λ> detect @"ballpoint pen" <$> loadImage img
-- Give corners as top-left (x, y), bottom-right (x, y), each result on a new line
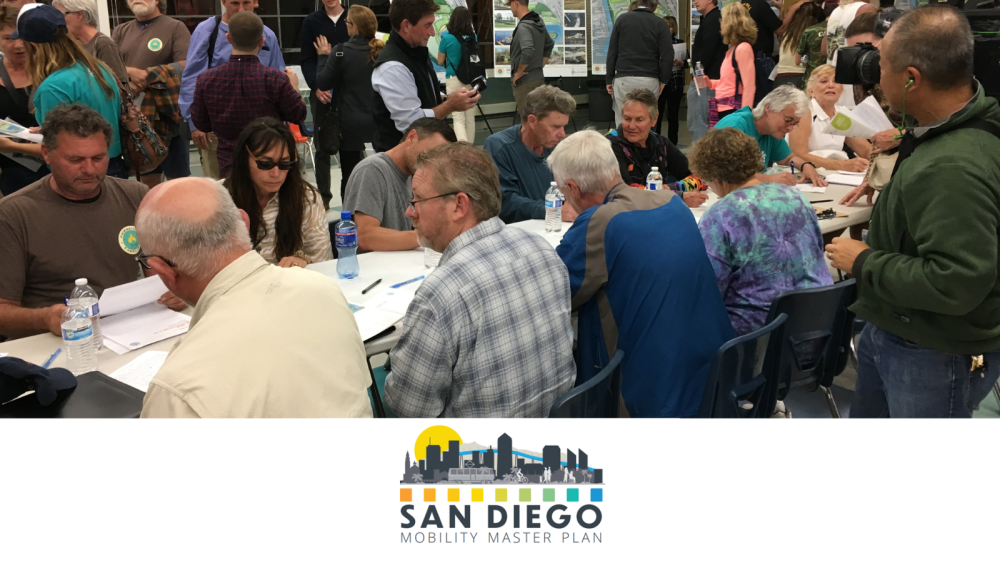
top-left (42, 348), bottom-right (62, 369)
top-left (390, 275), bottom-right (425, 289)
top-left (361, 279), bottom-right (382, 295)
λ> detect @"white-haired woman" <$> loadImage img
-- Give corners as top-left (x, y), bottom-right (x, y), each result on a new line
top-left (53, 0), bottom-right (128, 86)
top-left (788, 64), bottom-right (870, 172)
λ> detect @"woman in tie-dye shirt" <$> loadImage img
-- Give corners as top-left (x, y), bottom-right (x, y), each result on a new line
top-left (690, 127), bottom-right (832, 335)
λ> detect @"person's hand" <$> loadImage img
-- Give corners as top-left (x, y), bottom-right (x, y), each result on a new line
top-left (278, 256), bottom-right (308, 268)
top-left (840, 157), bottom-right (869, 173)
top-left (825, 237), bottom-right (870, 273)
top-left (0, 136), bottom-right (26, 152)
top-left (127, 66), bottom-right (148, 91)
top-left (317, 89), bottom-right (333, 104)
top-left (157, 291), bottom-right (187, 311)
top-left (313, 35), bottom-right (331, 56)
top-left (191, 129), bottom-right (210, 151)
top-left (284, 68), bottom-right (300, 90)
top-left (606, 84), bottom-right (613, 96)
top-left (871, 128), bottom-right (902, 154)
top-left (682, 191), bottom-right (709, 208)
top-left (561, 204), bottom-right (579, 223)
top-left (839, 180), bottom-right (875, 207)
top-left (512, 69), bottom-right (526, 86)
top-left (673, 58), bottom-right (683, 67)
top-left (801, 165), bottom-right (828, 187)
top-left (46, 303), bottom-right (66, 336)
top-left (447, 87), bottom-right (480, 112)
top-left (771, 172), bottom-right (799, 186)
top-left (28, 126), bottom-right (39, 134)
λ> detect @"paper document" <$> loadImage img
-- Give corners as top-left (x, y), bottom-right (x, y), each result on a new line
top-left (352, 289), bottom-right (415, 341)
top-left (0, 118), bottom-right (42, 143)
top-left (823, 96), bottom-right (895, 139)
top-left (108, 351), bottom-right (168, 392)
top-left (826, 174), bottom-right (865, 186)
top-left (102, 303), bottom-right (190, 351)
top-left (796, 183), bottom-right (826, 193)
top-left (672, 43), bottom-right (688, 66)
top-left (99, 276), bottom-right (169, 317)
top-left (0, 353), bottom-right (7, 358)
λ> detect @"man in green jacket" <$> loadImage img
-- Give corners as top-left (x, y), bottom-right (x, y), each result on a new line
top-left (826, 6), bottom-right (1000, 417)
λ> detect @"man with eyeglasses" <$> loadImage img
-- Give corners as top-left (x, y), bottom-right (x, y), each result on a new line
top-left (0, 104), bottom-right (183, 340)
top-left (189, 11), bottom-right (306, 178)
top-left (383, 142), bottom-right (575, 418)
top-left (343, 118), bottom-right (455, 252)
top-left (715, 85), bottom-right (828, 187)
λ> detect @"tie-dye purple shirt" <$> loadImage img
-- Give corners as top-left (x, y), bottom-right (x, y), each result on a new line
top-left (698, 182), bottom-right (833, 335)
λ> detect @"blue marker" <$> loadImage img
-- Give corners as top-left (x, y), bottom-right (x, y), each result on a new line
top-left (390, 275), bottom-right (425, 289)
top-left (42, 348), bottom-right (62, 369)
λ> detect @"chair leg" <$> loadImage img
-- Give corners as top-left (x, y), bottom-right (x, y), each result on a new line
top-left (306, 142), bottom-right (316, 172)
top-left (822, 385), bottom-right (841, 418)
top-left (367, 357), bottom-right (387, 418)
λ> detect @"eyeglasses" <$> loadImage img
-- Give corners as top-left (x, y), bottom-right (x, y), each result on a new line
top-left (136, 253), bottom-right (176, 269)
top-left (252, 157), bottom-right (298, 171)
top-left (408, 191), bottom-right (461, 212)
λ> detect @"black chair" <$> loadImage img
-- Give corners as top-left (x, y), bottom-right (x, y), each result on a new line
top-left (764, 279), bottom-right (858, 418)
top-left (549, 350), bottom-right (624, 418)
top-left (699, 314), bottom-right (787, 418)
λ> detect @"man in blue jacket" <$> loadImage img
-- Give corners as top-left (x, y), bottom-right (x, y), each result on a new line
top-left (551, 130), bottom-right (734, 417)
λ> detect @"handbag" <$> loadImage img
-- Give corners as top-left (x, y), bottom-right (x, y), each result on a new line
top-left (110, 52), bottom-right (167, 176)
top-left (864, 151), bottom-right (898, 191)
top-left (315, 45), bottom-right (344, 154)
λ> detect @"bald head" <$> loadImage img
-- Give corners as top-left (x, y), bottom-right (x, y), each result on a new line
top-left (883, 6), bottom-right (974, 91)
top-left (136, 177), bottom-right (252, 281)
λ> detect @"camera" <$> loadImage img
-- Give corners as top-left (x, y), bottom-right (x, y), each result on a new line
top-left (471, 76), bottom-right (488, 94)
top-left (834, 42), bottom-right (881, 86)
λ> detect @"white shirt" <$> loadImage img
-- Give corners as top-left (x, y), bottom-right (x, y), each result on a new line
top-left (141, 252), bottom-right (373, 418)
top-left (808, 97), bottom-right (847, 153)
top-left (372, 62), bottom-right (437, 133)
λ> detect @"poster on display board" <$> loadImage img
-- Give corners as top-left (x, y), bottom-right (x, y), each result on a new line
top-left (493, 0), bottom-right (589, 78)
top-left (427, 0), bottom-right (470, 80)
top-left (591, 0), bottom-right (679, 75)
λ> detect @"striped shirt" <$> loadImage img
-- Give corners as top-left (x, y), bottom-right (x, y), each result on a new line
top-left (255, 190), bottom-right (333, 265)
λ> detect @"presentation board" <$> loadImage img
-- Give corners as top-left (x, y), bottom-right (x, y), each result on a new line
top-left (493, 0), bottom-right (589, 78)
top-left (591, 0), bottom-right (679, 75)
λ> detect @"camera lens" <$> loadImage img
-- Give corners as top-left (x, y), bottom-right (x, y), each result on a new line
top-left (856, 49), bottom-right (881, 85)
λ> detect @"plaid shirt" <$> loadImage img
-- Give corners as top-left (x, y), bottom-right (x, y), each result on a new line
top-left (189, 55), bottom-right (307, 176)
top-left (385, 218), bottom-right (576, 418)
top-left (141, 63), bottom-right (183, 139)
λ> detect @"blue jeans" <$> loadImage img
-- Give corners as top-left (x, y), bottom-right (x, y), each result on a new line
top-left (686, 82), bottom-right (714, 143)
top-left (852, 323), bottom-right (1000, 418)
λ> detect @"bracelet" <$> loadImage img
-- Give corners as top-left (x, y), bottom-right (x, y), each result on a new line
top-left (800, 161), bottom-right (817, 171)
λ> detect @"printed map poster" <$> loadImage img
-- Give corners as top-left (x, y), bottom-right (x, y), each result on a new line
top-left (591, 0), bottom-right (679, 74)
top-left (494, 0), bottom-right (588, 79)
top-left (428, 0), bottom-right (469, 80)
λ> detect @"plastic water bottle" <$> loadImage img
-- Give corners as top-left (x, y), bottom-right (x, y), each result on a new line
top-left (694, 61), bottom-right (706, 88)
top-left (69, 278), bottom-right (102, 351)
top-left (545, 182), bottom-right (562, 232)
top-left (335, 211), bottom-right (360, 279)
top-left (646, 167), bottom-right (663, 191)
top-left (799, 54), bottom-right (809, 67)
top-left (61, 299), bottom-right (98, 375)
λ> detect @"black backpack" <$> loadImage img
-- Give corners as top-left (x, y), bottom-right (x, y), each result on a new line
top-left (732, 43), bottom-right (775, 107)
top-left (447, 34), bottom-right (485, 85)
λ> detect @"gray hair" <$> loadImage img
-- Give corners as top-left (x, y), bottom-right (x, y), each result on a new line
top-left (415, 142), bottom-right (502, 222)
top-left (52, 0), bottom-right (98, 26)
top-left (884, 6), bottom-right (974, 90)
top-left (751, 84), bottom-right (810, 120)
top-left (135, 179), bottom-right (252, 280)
top-left (622, 88), bottom-right (658, 121)
top-left (547, 130), bottom-right (621, 194)
top-left (522, 85), bottom-right (577, 125)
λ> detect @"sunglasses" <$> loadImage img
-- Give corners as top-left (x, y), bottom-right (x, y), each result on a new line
top-left (136, 253), bottom-right (176, 269)
top-left (252, 157), bottom-right (298, 171)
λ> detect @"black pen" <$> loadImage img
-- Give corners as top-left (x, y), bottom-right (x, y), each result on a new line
top-left (361, 279), bottom-right (382, 295)
top-left (811, 199), bottom-right (833, 204)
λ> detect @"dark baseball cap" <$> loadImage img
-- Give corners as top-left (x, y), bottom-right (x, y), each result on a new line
top-left (0, 356), bottom-right (78, 407)
top-left (11, 4), bottom-right (67, 43)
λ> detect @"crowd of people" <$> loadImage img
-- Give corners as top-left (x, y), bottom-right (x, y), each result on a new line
top-left (0, 0), bottom-right (998, 419)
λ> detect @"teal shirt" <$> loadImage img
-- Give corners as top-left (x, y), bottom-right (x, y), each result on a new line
top-left (439, 31), bottom-right (476, 79)
top-left (34, 63), bottom-right (122, 158)
top-left (715, 106), bottom-right (791, 168)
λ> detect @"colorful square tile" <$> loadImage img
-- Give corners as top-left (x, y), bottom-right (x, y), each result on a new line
top-left (448, 489), bottom-right (460, 502)
top-left (543, 488), bottom-right (555, 502)
top-left (590, 488), bottom-right (603, 502)
top-left (567, 489), bottom-right (579, 502)
top-left (519, 488), bottom-right (531, 502)
top-left (424, 488), bottom-right (436, 502)
top-left (495, 488), bottom-right (507, 502)
top-left (472, 489), bottom-right (484, 502)
top-left (400, 489), bottom-right (412, 502)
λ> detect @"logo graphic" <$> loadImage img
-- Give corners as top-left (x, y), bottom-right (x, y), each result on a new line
top-left (118, 226), bottom-right (140, 255)
top-left (148, 38), bottom-right (163, 52)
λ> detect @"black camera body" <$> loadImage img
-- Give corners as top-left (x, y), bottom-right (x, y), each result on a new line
top-left (834, 42), bottom-right (882, 86)
top-left (471, 76), bottom-right (488, 93)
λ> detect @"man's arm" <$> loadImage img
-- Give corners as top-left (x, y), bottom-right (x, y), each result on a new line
top-left (372, 63), bottom-right (435, 132)
top-left (274, 70), bottom-right (309, 126)
top-left (141, 383), bottom-right (202, 418)
top-left (262, 28), bottom-right (286, 72)
top-left (384, 296), bottom-right (453, 418)
top-left (179, 24), bottom-right (210, 121)
top-left (487, 142), bottom-right (546, 223)
top-left (542, 25), bottom-right (554, 58)
top-left (189, 76), bottom-right (212, 133)
top-left (354, 213), bottom-right (420, 252)
top-left (658, 19), bottom-right (673, 86)
top-left (0, 299), bottom-right (65, 340)
top-left (605, 24), bottom-right (619, 88)
top-left (299, 18), bottom-right (319, 90)
top-left (171, 19), bottom-right (192, 66)
top-left (555, 211), bottom-right (602, 309)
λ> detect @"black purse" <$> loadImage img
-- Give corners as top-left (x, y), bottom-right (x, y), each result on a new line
top-left (316, 45), bottom-right (344, 154)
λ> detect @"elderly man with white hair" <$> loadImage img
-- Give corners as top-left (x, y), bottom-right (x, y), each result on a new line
top-left (715, 84), bottom-right (828, 187)
top-left (135, 177), bottom-right (373, 418)
top-left (52, 0), bottom-right (128, 86)
top-left (552, 130), bottom-right (734, 418)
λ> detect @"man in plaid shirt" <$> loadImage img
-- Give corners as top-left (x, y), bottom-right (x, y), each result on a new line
top-left (190, 12), bottom-right (306, 177)
top-left (384, 143), bottom-right (576, 418)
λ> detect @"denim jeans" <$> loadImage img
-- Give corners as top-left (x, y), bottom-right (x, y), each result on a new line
top-left (686, 82), bottom-right (714, 143)
top-left (852, 323), bottom-right (1000, 418)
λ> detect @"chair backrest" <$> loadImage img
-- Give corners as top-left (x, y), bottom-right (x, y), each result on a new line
top-left (288, 123), bottom-right (309, 143)
top-left (699, 313), bottom-right (787, 418)
top-left (764, 279), bottom-right (857, 402)
top-left (549, 350), bottom-right (624, 418)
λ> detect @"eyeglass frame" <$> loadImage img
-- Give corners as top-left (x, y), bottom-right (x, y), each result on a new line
top-left (407, 191), bottom-right (461, 213)
top-left (249, 149), bottom-right (298, 171)
top-left (136, 252), bottom-right (176, 269)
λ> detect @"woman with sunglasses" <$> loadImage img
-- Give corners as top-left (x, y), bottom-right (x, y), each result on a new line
top-left (226, 118), bottom-right (333, 269)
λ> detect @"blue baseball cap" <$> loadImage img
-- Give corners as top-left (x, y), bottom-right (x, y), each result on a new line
top-left (0, 357), bottom-right (77, 407)
top-left (11, 4), bottom-right (67, 43)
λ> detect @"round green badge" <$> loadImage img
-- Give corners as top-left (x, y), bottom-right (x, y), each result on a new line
top-left (119, 226), bottom-right (140, 255)
top-left (148, 38), bottom-right (163, 52)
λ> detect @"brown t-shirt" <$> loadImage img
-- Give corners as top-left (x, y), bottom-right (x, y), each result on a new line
top-left (84, 32), bottom-right (129, 87)
top-left (111, 16), bottom-right (191, 71)
top-left (0, 175), bottom-right (149, 308)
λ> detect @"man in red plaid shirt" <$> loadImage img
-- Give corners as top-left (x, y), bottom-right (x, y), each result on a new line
top-left (190, 11), bottom-right (307, 178)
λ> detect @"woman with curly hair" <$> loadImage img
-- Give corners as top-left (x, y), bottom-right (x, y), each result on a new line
top-left (691, 127), bottom-right (832, 335)
top-left (226, 118), bottom-right (333, 268)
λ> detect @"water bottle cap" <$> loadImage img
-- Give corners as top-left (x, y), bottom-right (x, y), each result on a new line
top-left (651, 167), bottom-right (659, 171)
top-left (341, 211), bottom-right (352, 220)
top-left (75, 278), bottom-right (87, 286)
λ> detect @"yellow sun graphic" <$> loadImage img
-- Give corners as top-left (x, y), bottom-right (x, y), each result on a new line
top-left (413, 425), bottom-right (463, 462)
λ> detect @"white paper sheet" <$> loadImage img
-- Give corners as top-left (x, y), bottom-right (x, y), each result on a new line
top-left (108, 351), bottom-right (168, 392)
top-left (99, 276), bottom-right (169, 317)
top-left (796, 184), bottom-right (826, 193)
top-left (826, 173), bottom-right (866, 186)
top-left (0, 118), bottom-right (42, 143)
top-left (672, 43), bottom-right (688, 66)
top-left (102, 339), bottom-right (130, 355)
top-left (0, 353), bottom-right (7, 358)
top-left (851, 95), bottom-right (895, 132)
top-left (101, 303), bottom-right (190, 351)
top-left (351, 290), bottom-right (415, 341)
top-left (822, 96), bottom-right (895, 139)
